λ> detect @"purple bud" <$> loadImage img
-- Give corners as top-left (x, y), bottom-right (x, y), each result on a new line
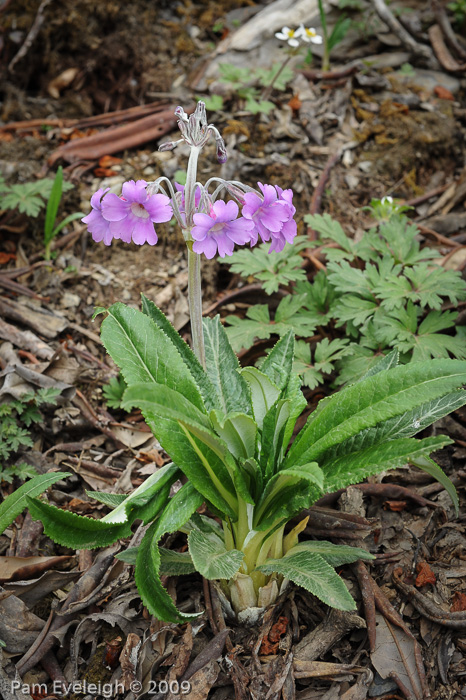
top-left (216, 136), bottom-right (227, 164)
top-left (158, 141), bottom-right (177, 152)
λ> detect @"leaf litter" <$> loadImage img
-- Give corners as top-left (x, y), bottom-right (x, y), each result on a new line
top-left (1, 0), bottom-right (466, 697)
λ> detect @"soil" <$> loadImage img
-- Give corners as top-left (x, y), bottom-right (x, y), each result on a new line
top-left (1, 0), bottom-right (466, 698)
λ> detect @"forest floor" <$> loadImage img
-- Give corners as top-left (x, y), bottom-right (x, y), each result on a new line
top-left (1, 0), bottom-right (466, 698)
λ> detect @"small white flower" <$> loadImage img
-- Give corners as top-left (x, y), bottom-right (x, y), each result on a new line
top-left (275, 26), bottom-right (300, 48)
top-left (296, 24), bottom-right (323, 44)
top-left (381, 196), bottom-right (393, 204)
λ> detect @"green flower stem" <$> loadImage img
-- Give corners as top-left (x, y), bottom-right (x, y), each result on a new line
top-left (187, 244), bottom-right (206, 368)
top-left (184, 144), bottom-right (206, 367)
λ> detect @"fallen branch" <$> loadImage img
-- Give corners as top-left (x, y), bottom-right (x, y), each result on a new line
top-left (48, 109), bottom-right (180, 165)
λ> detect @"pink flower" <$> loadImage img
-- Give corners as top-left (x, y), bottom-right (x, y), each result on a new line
top-left (191, 200), bottom-right (254, 259)
top-left (81, 188), bottom-right (113, 245)
top-left (242, 182), bottom-right (297, 253)
top-left (100, 180), bottom-right (173, 246)
top-left (174, 183), bottom-right (202, 225)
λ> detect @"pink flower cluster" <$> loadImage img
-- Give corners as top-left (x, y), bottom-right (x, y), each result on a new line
top-left (192, 182), bottom-right (297, 259)
top-left (82, 180), bottom-right (173, 246)
top-left (82, 180), bottom-right (297, 258)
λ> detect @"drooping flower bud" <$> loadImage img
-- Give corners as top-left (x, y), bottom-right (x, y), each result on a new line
top-left (215, 134), bottom-right (227, 164)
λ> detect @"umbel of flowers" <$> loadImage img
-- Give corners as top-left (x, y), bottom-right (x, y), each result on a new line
top-left (82, 101), bottom-right (297, 367)
top-left (82, 102), bottom-right (297, 257)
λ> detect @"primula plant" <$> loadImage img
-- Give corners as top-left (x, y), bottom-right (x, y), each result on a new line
top-left (6, 103), bottom-right (466, 625)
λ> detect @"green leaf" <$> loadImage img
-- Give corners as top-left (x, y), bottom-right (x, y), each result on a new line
top-left (202, 316), bottom-right (252, 415)
top-left (121, 382), bottom-right (210, 430)
top-left (177, 421), bottom-right (242, 512)
top-left (135, 521), bottom-right (200, 623)
top-left (260, 330), bottom-right (294, 390)
top-left (52, 211), bottom-right (85, 238)
top-left (155, 481), bottom-right (205, 539)
top-left (44, 166), bottom-right (63, 247)
top-left (125, 390), bottom-right (237, 518)
top-left (159, 548), bottom-right (196, 576)
top-left (257, 552), bottom-right (356, 610)
top-left (0, 471), bottom-right (69, 534)
top-left (409, 454), bottom-right (459, 515)
top-left (328, 15), bottom-right (352, 51)
top-left (210, 411), bottom-right (257, 460)
top-left (225, 297), bottom-right (318, 353)
top-left (286, 540), bottom-right (374, 566)
top-left (188, 529), bottom-right (244, 580)
top-left (141, 295), bottom-right (218, 411)
top-left (27, 498), bottom-right (133, 549)
top-left (86, 492), bottom-right (127, 508)
top-left (355, 349), bottom-right (399, 383)
top-left (222, 236), bottom-right (308, 295)
top-left (286, 360), bottom-right (466, 469)
top-left (254, 463), bottom-right (324, 530)
top-left (100, 463), bottom-right (179, 524)
top-left (322, 436), bottom-right (452, 494)
top-left (260, 399), bottom-right (291, 478)
top-left (240, 367), bottom-right (281, 430)
top-left (304, 213), bottom-right (354, 255)
top-left (101, 303), bottom-right (205, 412)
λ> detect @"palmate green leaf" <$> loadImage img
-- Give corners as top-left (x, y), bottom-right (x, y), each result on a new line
top-left (293, 338), bottom-right (353, 390)
top-left (202, 316), bottom-right (252, 415)
top-left (141, 295), bottom-right (218, 412)
top-left (225, 297), bottom-right (319, 353)
top-left (0, 471), bottom-right (69, 534)
top-left (404, 264), bottom-right (466, 309)
top-left (222, 237), bottom-right (308, 295)
top-left (286, 360), bottom-right (466, 470)
top-left (322, 436), bottom-right (452, 495)
top-left (240, 367), bottom-right (281, 430)
top-left (101, 303), bottom-right (204, 412)
top-left (188, 529), bottom-right (244, 580)
top-left (327, 260), bottom-right (373, 297)
top-left (295, 272), bottom-right (340, 325)
top-left (304, 214), bottom-right (354, 255)
top-left (333, 295), bottom-right (379, 329)
top-left (286, 540), bottom-right (374, 566)
top-left (26, 498), bottom-right (133, 549)
top-left (257, 552), bottom-right (356, 611)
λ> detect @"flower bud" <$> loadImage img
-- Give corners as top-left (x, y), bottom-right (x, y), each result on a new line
top-left (215, 135), bottom-right (227, 164)
top-left (158, 141), bottom-right (177, 152)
